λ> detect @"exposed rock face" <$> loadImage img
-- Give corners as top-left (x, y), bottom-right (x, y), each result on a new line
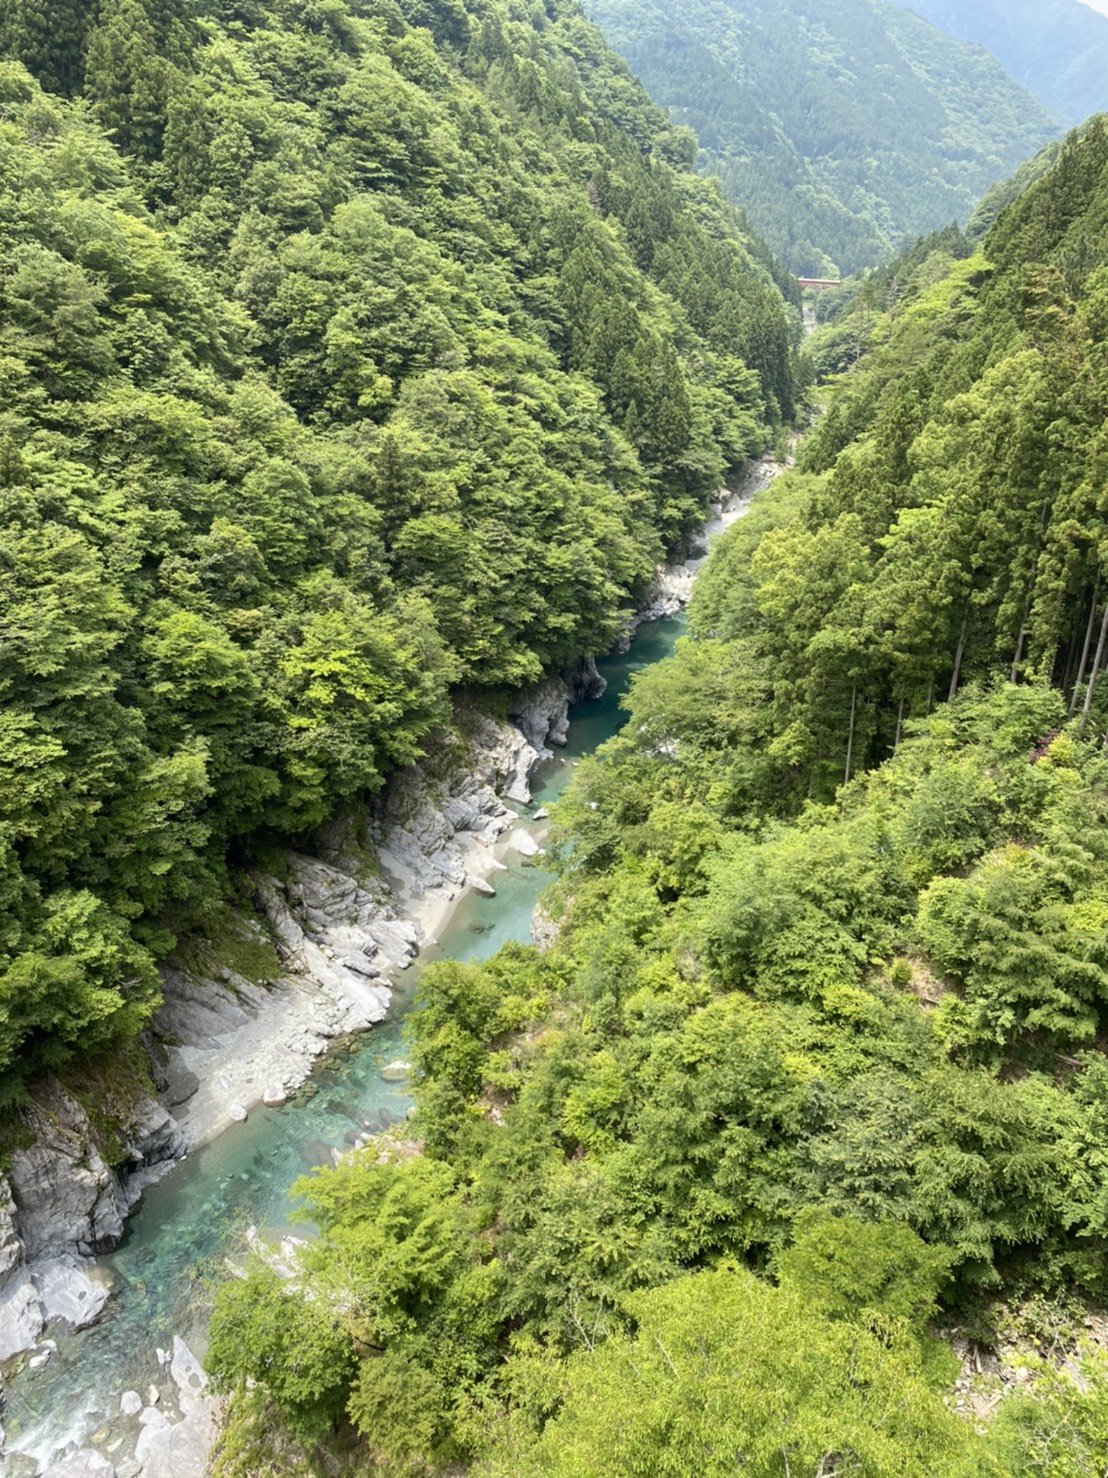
top-left (636, 563), bottom-right (697, 625)
top-left (34, 1260), bottom-right (112, 1328)
top-left (510, 678), bottom-right (573, 754)
top-left (509, 662), bottom-right (607, 755)
top-left (370, 707), bottom-right (551, 902)
top-left (567, 656), bottom-right (608, 704)
top-left (0, 1082), bottom-right (186, 1364)
top-left (130, 1337), bottom-right (217, 1478)
top-left (531, 902), bottom-right (562, 952)
top-left (0, 1266), bottom-right (43, 1362)
top-left (0, 1180), bottom-right (22, 1280)
top-left (43, 1452), bottom-right (117, 1478)
top-left (144, 698), bottom-right (575, 1162)
top-left (509, 829), bottom-right (542, 858)
top-left (0, 672), bottom-right (580, 1368)
top-left (11, 1087), bottom-right (127, 1262)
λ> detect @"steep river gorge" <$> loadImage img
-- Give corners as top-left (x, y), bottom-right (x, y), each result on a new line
top-left (5, 614), bottom-right (691, 1474)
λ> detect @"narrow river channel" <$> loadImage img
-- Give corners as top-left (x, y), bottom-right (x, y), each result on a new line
top-left (5, 614), bottom-right (688, 1470)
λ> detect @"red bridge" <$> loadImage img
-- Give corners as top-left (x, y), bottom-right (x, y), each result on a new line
top-left (797, 277), bottom-right (842, 291)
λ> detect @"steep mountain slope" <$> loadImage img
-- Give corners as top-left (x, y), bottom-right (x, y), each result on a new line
top-left (209, 119), bottom-right (1108, 1475)
top-left (585, 0), bottom-right (1059, 275)
top-left (900, 0), bottom-right (1108, 125)
top-left (0, 0), bottom-right (799, 1102)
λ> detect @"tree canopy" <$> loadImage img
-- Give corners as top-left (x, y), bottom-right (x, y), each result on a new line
top-left (209, 119), bottom-right (1108, 1475)
top-left (0, 0), bottom-right (799, 1093)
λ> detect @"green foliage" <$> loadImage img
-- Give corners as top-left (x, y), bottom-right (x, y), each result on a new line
top-left (207, 1265), bottom-right (356, 1440)
top-left (206, 110), bottom-right (1108, 1478)
top-left (806, 222), bottom-right (974, 381)
top-left (484, 1267), bottom-right (971, 1476)
top-left (586, 0), bottom-right (1059, 275)
top-left (210, 1391), bottom-right (326, 1478)
top-left (681, 120), bottom-right (1108, 813)
top-left (206, 124), bottom-right (1108, 1478)
top-left (984, 1345), bottom-right (1108, 1475)
top-left (776, 1211), bottom-right (952, 1331)
top-left (0, 0), bottom-right (92, 95)
top-left (0, 0), bottom-right (798, 1090)
top-left (208, 682), bottom-right (1108, 1467)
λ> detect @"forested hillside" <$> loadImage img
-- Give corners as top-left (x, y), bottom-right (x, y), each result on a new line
top-left (585, 0), bottom-right (1058, 275)
top-left (0, 0), bottom-right (800, 1102)
top-left (209, 119), bottom-right (1108, 1475)
top-left (900, 0), bottom-right (1108, 125)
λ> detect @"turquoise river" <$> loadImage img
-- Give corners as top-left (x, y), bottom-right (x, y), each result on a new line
top-left (5, 614), bottom-right (686, 1470)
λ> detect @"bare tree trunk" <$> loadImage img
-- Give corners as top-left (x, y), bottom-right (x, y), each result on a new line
top-left (1010, 593), bottom-right (1035, 683)
top-left (1010, 628), bottom-right (1027, 685)
top-left (926, 678), bottom-right (934, 716)
top-left (949, 604), bottom-right (970, 701)
top-left (844, 685), bottom-right (857, 785)
top-left (1070, 572), bottom-right (1101, 718)
top-left (1080, 599), bottom-right (1108, 734)
top-left (1060, 620), bottom-right (1080, 694)
top-left (894, 696), bottom-right (905, 750)
top-left (1010, 583), bottom-right (1039, 683)
top-left (1011, 502), bottom-right (1050, 684)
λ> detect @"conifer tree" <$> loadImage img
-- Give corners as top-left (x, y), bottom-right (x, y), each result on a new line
top-left (84, 0), bottom-right (169, 160)
top-left (0, 0), bottom-right (93, 95)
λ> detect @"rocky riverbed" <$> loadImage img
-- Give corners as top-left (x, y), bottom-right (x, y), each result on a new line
top-left (0, 667), bottom-right (610, 1475)
top-left (0, 667), bottom-right (596, 1341)
top-left (0, 460), bottom-right (776, 1475)
top-left (627, 459), bottom-right (782, 631)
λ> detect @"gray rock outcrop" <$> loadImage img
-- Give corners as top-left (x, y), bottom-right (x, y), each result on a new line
top-left (0, 1081), bottom-right (186, 1363)
top-left (370, 708), bottom-right (551, 902)
top-left (510, 678), bottom-right (573, 754)
top-left (531, 902), bottom-right (562, 953)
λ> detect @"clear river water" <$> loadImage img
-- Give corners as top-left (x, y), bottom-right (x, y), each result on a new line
top-left (4, 614), bottom-right (687, 1471)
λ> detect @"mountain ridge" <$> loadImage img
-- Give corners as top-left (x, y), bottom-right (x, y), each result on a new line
top-left (898, 0), bottom-right (1108, 124)
top-left (585, 0), bottom-right (1060, 275)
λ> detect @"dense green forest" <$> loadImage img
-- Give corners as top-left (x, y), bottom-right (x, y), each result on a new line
top-left (0, 0), bottom-right (802, 1101)
top-left (208, 118), bottom-right (1108, 1475)
top-left (900, 0), bottom-right (1108, 126)
top-left (803, 220), bottom-right (975, 378)
top-left (585, 0), bottom-right (1059, 275)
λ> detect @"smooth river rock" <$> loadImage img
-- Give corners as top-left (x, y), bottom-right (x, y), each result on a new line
top-left (0, 1081), bottom-right (186, 1361)
top-left (42, 1451), bottom-right (117, 1478)
top-left (509, 830), bottom-right (542, 858)
top-left (0, 1270), bottom-right (44, 1360)
top-left (170, 1335), bottom-right (207, 1396)
top-left (33, 1258), bottom-right (111, 1328)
